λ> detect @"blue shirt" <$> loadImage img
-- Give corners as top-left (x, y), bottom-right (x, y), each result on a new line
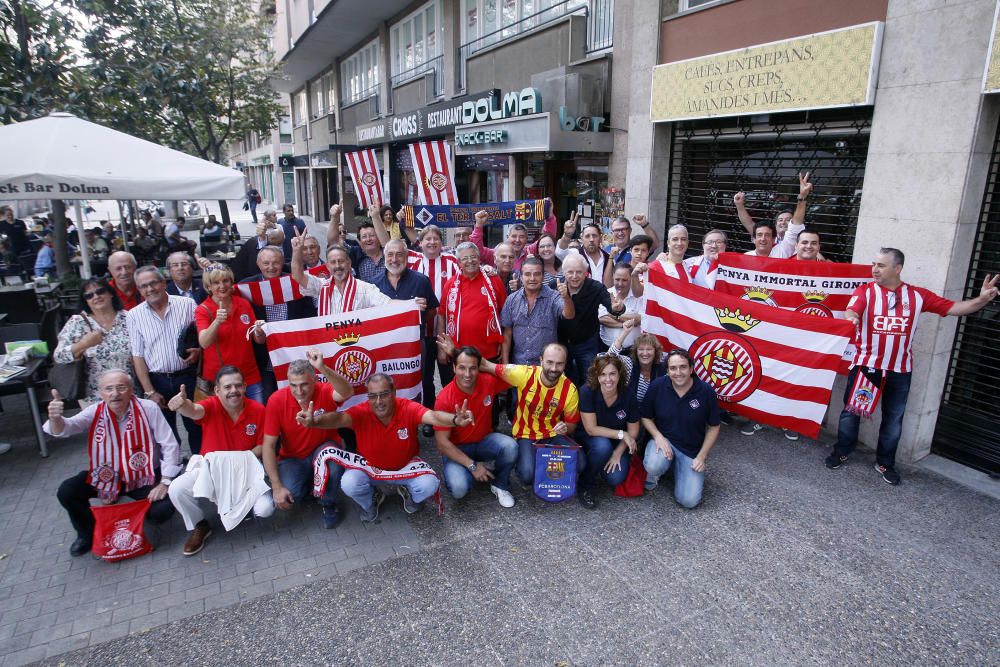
top-left (578, 385), bottom-right (639, 431)
top-left (34, 245), bottom-right (55, 275)
top-left (373, 268), bottom-right (439, 332)
top-left (499, 285), bottom-right (565, 365)
top-left (640, 376), bottom-right (720, 459)
top-left (604, 243), bottom-right (631, 265)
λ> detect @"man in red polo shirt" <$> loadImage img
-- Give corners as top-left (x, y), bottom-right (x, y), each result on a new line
top-left (297, 373), bottom-right (473, 521)
top-left (167, 366), bottom-right (272, 555)
top-left (261, 352), bottom-right (354, 528)
top-left (108, 251), bottom-right (142, 310)
top-left (434, 346), bottom-right (517, 508)
top-left (438, 242), bottom-right (507, 363)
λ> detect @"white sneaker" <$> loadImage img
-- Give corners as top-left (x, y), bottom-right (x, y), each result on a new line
top-left (0, 443), bottom-right (11, 455)
top-left (741, 422), bottom-right (764, 436)
top-left (783, 429), bottom-right (800, 441)
top-left (490, 485), bottom-right (515, 508)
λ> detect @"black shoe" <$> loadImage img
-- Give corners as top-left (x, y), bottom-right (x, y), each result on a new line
top-left (825, 453), bottom-right (847, 469)
top-left (875, 464), bottom-right (901, 486)
top-left (70, 537), bottom-right (92, 557)
top-left (719, 411), bottom-right (732, 426)
top-left (578, 489), bottom-right (597, 510)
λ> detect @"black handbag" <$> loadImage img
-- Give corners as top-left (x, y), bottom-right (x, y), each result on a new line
top-left (49, 315), bottom-right (93, 400)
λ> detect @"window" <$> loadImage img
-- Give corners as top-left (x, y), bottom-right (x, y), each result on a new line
top-left (311, 77), bottom-right (325, 118)
top-left (460, 0), bottom-right (590, 48)
top-left (325, 73), bottom-right (336, 113)
top-left (340, 40), bottom-right (380, 106)
top-left (391, 1), bottom-right (442, 81)
top-left (679, 0), bottom-right (724, 10)
top-left (292, 89), bottom-right (307, 127)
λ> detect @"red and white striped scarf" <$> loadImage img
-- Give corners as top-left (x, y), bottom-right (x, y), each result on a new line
top-left (237, 275), bottom-right (304, 306)
top-left (87, 398), bottom-right (156, 502)
top-left (318, 273), bottom-right (358, 316)
top-left (409, 250), bottom-right (459, 335)
top-left (445, 271), bottom-right (501, 346)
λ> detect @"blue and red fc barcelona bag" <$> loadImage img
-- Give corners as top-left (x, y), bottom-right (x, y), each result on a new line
top-left (533, 441), bottom-right (581, 502)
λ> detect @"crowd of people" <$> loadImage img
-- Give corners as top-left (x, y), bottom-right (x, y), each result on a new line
top-left (36, 176), bottom-right (999, 560)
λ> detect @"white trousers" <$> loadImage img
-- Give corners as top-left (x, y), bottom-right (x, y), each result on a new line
top-left (168, 468), bottom-right (275, 531)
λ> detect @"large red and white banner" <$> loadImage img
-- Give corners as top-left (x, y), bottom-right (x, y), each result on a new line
top-left (262, 301), bottom-right (422, 408)
top-left (408, 140), bottom-right (458, 205)
top-left (236, 275), bottom-right (304, 306)
top-left (643, 270), bottom-right (855, 439)
top-left (344, 148), bottom-right (385, 209)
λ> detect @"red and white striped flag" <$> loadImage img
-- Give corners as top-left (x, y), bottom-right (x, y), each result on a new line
top-left (409, 140), bottom-right (458, 205)
top-left (237, 275), bottom-right (304, 306)
top-left (643, 270), bottom-right (855, 439)
top-left (345, 148), bottom-right (385, 209)
top-left (261, 301), bottom-right (423, 408)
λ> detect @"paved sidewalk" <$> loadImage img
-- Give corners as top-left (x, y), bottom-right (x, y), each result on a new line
top-left (2, 394), bottom-right (999, 664)
top-left (0, 400), bottom-right (419, 666)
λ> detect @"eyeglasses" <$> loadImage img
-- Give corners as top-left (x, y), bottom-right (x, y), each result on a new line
top-left (612, 227), bottom-right (630, 234)
top-left (367, 390), bottom-right (393, 401)
top-left (82, 287), bottom-right (110, 300)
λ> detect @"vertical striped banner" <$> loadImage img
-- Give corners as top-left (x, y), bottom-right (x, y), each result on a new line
top-left (409, 140), bottom-right (458, 205)
top-left (345, 148), bottom-right (385, 209)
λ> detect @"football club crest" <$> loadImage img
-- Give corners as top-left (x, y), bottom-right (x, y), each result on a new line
top-left (245, 423), bottom-right (257, 436)
top-left (795, 290), bottom-right (834, 317)
top-left (95, 465), bottom-right (116, 484)
top-left (107, 519), bottom-right (143, 552)
top-left (689, 399), bottom-right (700, 410)
top-left (361, 172), bottom-right (377, 187)
top-left (483, 395), bottom-right (492, 406)
top-left (240, 313), bottom-right (251, 324)
top-left (690, 331), bottom-right (763, 403)
top-left (331, 346), bottom-right (375, 386)
top-left (415, 207), bottom-right (434, 226)
top-left (128, 451), bottom-right (149, 471)
top-left (615, 409), bottom-right (627, 420)
top-left (430, 172), bottom-right (449, 192)
top-left (397, 428), bottom-right (409, 440)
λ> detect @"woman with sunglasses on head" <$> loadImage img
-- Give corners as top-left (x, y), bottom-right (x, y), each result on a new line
top-left (535, 233), bottom-right (563, 289)
top-left (53, 277), bottom-right (134, 407)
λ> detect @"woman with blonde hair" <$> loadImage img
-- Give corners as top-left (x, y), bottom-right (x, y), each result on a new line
top-left (194, 265), bottom-right (266, 403)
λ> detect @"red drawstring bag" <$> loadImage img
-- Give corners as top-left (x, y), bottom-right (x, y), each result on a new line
top-left (614, 454), bottom-right (647, 498)
top-left (91, 499), bottom-right (153, 562)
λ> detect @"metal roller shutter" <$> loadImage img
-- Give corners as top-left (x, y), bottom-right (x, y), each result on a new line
top-left (932, 120), bottom-right (1000, 474)
top-left (666, 108), bottom-right (873, 264)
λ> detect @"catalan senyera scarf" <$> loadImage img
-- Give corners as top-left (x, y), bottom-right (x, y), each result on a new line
top-left (87, 398), bottom-right (156, 502)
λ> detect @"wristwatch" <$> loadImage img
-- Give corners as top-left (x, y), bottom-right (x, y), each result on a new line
top-left (144, 390), bottom-right (156, 398)
top-left (466, 462), bottom-right (477, 473)
top-left (617, 429), bottom-right (625, 440)
top-left (161, 478), bottom-right (173, 487)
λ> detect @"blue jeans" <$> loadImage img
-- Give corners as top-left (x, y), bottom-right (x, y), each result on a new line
top-left (277, 443), bottom-right (342, 507)
top-left (566, 336), bottom-right (600, 387)
top-left (643, 439), bottom-right (704, 509)
top-left (834, 368), bottom-right (912, 468)
top-left (340, 469), bottom-right (440, 512)
top-left (442, 433), bottom-right (518, 498)
top-left (516, 435), bottom-right (584, 486)
top-left (576, 434), bottom-right (629, 490)
top-left (149, 370), bottom-right (201, 455)
top-left (245, 382), bottom-right (264, 404)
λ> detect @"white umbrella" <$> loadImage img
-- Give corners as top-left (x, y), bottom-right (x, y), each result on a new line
top-left (0, 112), bottom-right (245, 277)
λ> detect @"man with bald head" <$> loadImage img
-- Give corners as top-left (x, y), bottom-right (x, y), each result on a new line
top-left (45, 370), bottom-right (182, 556)
top-left (559, 253), bottom-right (626, 386)
top-left (107, 251), bottom-right (142, 310)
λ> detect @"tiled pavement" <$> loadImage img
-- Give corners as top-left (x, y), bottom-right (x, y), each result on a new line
top-left (0, 399), bottom-right (419, 666)
top-left (2, 393), bottom-right (1000, 665)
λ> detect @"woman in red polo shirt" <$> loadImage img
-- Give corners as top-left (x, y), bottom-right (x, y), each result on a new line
top-left (195, 265), bottom-right (266, 403)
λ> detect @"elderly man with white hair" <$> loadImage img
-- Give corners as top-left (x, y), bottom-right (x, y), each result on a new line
top-left (558, 252), bottom-right (626, 386)
top-left (45, 369), bottom-right (182, 557)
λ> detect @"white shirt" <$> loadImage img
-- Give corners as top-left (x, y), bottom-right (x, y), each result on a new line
top-left (126, 295), bottom-right (196, 373)
top-left (43, 398), bottom-right (183, 478)
top-left (598, 288), bottom-right (643, 348)
top-left (684, 255), bottom-right (717, 289)
top-left (302, 272), bottom-right (390, 313)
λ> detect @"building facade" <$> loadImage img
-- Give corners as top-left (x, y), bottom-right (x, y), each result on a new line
top-left (228, 116), bottom-right (297, 210)
top-left (612, 0), bottom-right (1000, 472)
top-left (270, 0), bottom-right (615, 225)
top-left (268, 0), bottom-right (1000, 473)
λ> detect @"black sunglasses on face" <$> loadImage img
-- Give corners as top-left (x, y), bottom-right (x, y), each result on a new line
top-left (83, 287), bottom-right (110, 300)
